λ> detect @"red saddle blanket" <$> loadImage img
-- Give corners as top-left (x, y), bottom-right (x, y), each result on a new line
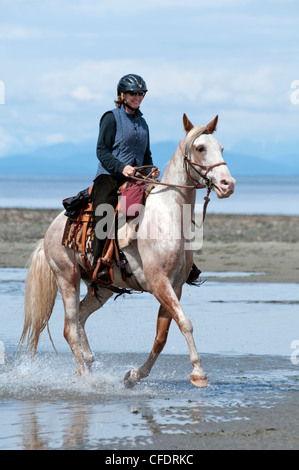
top-left (119, 180), bottom-right (148, 218)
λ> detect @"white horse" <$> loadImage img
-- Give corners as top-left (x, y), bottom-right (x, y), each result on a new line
top-left (19, 114), bottom-right (235, 388)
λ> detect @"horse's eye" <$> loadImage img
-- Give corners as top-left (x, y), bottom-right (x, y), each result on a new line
top-left (196, 145), bottom-right (205, 152)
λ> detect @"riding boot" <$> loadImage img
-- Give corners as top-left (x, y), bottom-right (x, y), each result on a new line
top-left (91, 174), bottom-right (126, 276)
top-left (186, 263), bottom-right (201, 284)
top-left (92, 237), bottom-right (115, 284)
top-left (92, 258), bottom-right (113, 284)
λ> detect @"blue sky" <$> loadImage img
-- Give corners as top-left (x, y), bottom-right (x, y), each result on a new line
top-left (0, 0), bottom-right (299, 167)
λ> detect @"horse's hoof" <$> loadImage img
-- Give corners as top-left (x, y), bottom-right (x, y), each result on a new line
top-left (124, 369), bottom-right (139, 389)
top-left (76, 365), bottom-right (91, 377)
top-left (190, 374), bottom-right (208, 388)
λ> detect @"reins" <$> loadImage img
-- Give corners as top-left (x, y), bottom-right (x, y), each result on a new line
top-left (129, 136), bottom-right (227, 223)
top-left (130, 165), bottom-right (198, 190)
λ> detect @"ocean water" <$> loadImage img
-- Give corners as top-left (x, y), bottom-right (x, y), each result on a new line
top-left (0, 175), bottom-right (299, 215)
top-left (1, 268), bottom-right (298, 357)
top-left (0, 175), bottom-right (298, 449)
top-left (0, 268), bottom-right (298, 449)
top-left (0, 174), bottom-right (92, 210)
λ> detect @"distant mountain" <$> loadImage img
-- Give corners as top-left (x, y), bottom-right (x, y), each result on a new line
top-left (0, 141), bottom-right (97, 176)
top-left (223, 152), bottom-right (299, 176)
top-left (0, 140), bottom-right (298, 176)
top-left (0, 140), bottom-right (176, 176)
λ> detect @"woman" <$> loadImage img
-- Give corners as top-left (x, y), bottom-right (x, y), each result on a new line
top-left (92, 74), bottom-right (160, 282)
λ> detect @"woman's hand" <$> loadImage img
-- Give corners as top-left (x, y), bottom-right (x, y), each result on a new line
top-left (122, 165), bottom-right (160, 179)
top-left (122, 165), bottom-right (136, 178)
top-left (151, 169), bottom-right (160, 179)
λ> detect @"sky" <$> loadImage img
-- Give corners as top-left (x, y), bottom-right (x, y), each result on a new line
top-left (0, 0), bottom-right (299, 168)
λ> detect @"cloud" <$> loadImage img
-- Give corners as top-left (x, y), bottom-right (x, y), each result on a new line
top-left (72, 0), bottom-right (256, 15)
top-left (40, 61), bottom-right (121, 100)
top-left (27, 55), bottom-right (293, 151)
top-left (0, 0), bottom-right (298, 159)
top-left (0, 24), bottom-right (42, 40)
top-left (70, 86), bottom-right (103, 102)
top-left (44, 133), bottom-right (68, 145)
top-left (40, 59), bottom-right (288, 113)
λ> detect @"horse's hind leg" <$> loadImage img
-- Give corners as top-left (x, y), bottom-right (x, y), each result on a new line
top-left (55, 274), bottom-right (91, 376)
top-left (78, 286), bottom-right (113, 366)
top-left (124, 305), bottom-right (172, 388)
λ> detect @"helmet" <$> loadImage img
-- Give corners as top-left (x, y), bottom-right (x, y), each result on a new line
top-left (117, 74), bottom-right (148, 95)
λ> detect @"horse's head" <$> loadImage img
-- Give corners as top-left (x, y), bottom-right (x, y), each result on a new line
top-left (183, 114), bottom-right (236, 198)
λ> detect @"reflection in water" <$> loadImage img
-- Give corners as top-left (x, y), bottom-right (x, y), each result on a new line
top-left (0, 352), bottom-right (297, 450)
top-left (0, 268), bottom-right (299, 449)
top-left (20, 402), bottom-right (48, 450)
top-left (62, 404), bottom-right (90, 450)
top-left (15, 401), bottom-right (92, 450)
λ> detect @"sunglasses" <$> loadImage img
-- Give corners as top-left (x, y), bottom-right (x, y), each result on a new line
top-left (128, 91), bottom-right (145, 97)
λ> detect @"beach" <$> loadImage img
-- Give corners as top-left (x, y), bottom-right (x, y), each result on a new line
top-left (1, 208), bottom-right (298, 284)
top-left (0, 208), bottom-right (298, 450)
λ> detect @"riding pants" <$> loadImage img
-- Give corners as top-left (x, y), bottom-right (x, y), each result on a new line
top-left (92, 174), bottom-right (127, 267)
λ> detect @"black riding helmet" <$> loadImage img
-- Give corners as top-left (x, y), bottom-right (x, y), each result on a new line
top-left (117, 74), bottom-right (148, 95)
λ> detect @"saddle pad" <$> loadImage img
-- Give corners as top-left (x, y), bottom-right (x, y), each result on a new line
top-left (61, 181), bottom-right (155, 254)
top-left (62, 217), bottom-right (94, 254)
top-left (62, 215), bottom-right (136, 253)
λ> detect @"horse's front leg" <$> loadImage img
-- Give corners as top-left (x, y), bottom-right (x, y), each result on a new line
top-left (153, 279), bottom-right (208, 388)
top-left (124, 306), bottom-right (172, 388)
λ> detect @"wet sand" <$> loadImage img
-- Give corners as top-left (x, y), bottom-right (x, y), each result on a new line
top-left (1, 208), bottom-right (298, 284)
top-left (121, 399), bottom-right (299, 451)
top-left (0, 209), bottom-right (298, 450)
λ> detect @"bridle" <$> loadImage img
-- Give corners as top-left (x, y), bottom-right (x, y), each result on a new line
top-left (129, 131), bottom-right (227, 222)
top-left (179, 136), bottom-right (227, 221)
top-left (179, 140), bottom-right (227, 191)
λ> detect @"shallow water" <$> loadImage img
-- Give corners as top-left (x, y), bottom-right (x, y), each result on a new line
top-left (0, 268), bottom-right (298, 450)
top-left (0, 352), bottom-right (298, 450)
top-left (1, 175), bottom-right (299, 215)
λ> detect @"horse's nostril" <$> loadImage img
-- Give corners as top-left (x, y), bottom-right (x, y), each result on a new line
top-left (219, 178), bottom-right (235, 194)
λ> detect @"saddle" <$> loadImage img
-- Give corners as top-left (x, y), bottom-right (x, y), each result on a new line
top-left (62, 186), bottom-right (94, 275)
top-left (62, 180), bottom-right (155, 286)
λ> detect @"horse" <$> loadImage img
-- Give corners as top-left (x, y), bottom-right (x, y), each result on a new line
top-left (19, 113), bottom-right (236, 388)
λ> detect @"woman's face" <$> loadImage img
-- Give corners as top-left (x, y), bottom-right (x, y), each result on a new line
top-left (123, 91), bottom-right (145, 112)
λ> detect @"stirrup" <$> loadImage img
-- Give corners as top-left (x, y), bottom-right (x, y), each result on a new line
top-left (186, 263), bottom-right (201, 285)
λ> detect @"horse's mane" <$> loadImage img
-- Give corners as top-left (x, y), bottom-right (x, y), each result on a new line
top-left (184, 125), bottom-right (207, 154)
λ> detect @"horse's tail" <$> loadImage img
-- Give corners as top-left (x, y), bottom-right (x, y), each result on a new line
top-left (19, 239), bottom-right (58, 356)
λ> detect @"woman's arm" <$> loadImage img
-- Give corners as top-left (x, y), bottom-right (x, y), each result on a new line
top-left (96, 112), bottom-right (126, 174)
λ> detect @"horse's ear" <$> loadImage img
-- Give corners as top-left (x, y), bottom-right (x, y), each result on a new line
top-left (183, 114), bottom-right (194, 133)
top-left (205, 115), bottom-right (218, 134)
